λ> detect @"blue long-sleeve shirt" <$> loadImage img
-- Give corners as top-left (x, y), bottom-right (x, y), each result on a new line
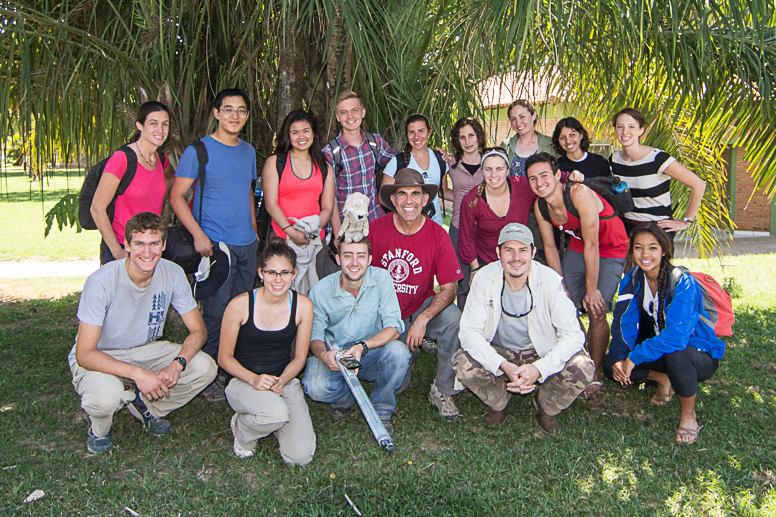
top-left (610, 266), bottom-right (725, 364)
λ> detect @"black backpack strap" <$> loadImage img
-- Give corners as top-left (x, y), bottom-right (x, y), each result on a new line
top-left (329, 137), bottom-right (343, 178)
top-left (364, 132), bottom-right (379, 162)
top-left (538, 197), bottom-right (551, 223)
top-left (191, 140), bottom-right (209, 223)
top-left (432, 149), bottom-right (447, 217)
top-left (276, 152), bottom-right (287, 182)
top-left (394, 152), bottom-right (406, 171)
top-left (115, 145), bottom-right (138, 196)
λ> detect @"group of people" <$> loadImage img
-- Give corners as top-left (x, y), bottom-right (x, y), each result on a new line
top-left (71, 88), bottom-right (725, 464)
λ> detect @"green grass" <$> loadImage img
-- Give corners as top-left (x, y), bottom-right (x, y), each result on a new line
top-left (0, 256), bottom-right (775, 515)
top-left (0, 167), bottom-right (100, 261)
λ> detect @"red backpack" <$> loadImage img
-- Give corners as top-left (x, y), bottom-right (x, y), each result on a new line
top-left (670, 266), bottom-right (734, 337)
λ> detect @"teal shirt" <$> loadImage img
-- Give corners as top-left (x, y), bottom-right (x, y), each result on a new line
top-left (309, 266), bottom-right (404, 348)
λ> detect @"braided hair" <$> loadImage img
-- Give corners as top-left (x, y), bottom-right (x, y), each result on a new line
top-left (403, 113), bottom-right (431, 165)
top-left (625, 223), bottom-right (674, 331)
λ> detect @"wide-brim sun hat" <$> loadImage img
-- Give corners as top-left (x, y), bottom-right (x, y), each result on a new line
top-left (379, 168), bottom-right (438, 211)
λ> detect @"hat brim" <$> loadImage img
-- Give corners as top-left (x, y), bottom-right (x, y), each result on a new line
top-left (379, 182), bottom-right (438, 212)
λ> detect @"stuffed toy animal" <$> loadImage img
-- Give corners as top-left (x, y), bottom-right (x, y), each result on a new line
top-left (338, 192), bottom-right (370, 243)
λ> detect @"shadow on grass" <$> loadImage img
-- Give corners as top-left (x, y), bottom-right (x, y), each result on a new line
top-left (0, 299), bottom-right (774, 515)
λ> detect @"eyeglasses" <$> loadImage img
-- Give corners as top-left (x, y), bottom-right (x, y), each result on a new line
top-left (261, 269), bottom-right (294, 279)
top-left (219, 107), bottom-right (249, 117)
top-left (501, 278), bottom-right (533, 318)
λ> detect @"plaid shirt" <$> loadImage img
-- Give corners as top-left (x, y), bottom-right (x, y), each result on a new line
top-left (323, 130), bottom-right (396, 222)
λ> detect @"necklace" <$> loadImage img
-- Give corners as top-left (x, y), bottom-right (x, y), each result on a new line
top-left (134, 143), bottom-right (157, 169)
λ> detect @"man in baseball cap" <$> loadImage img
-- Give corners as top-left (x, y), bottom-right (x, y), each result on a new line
top-left (452, 223), bottom-right (594, 434)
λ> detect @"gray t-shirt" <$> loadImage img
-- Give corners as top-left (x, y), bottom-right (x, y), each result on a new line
top-left (492, 284), bottom-right (532, 350)
top-left (69, 258), bottom-right (196, 366)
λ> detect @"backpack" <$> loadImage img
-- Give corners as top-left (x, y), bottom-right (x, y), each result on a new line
top-left (78, 145), bottom-right (164, 230)
top-left (392, 149), bottom-right (448, 217)
top-left (329, 133), bottom-right (379, 179)
top-left (537, 176), bottom-right (635, 223)
top-left (255, 153), bottom-right (329, 245)
top-left (669, 266), bottom-right (735, 337)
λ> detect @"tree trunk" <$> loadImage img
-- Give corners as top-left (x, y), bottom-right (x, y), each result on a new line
top-left (276, 9), bottom-right (306, 133)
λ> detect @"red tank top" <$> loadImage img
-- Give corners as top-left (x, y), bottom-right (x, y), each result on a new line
top-left (271, 155), bottom-right (325, 239)
top-left (548, 191), bottom-right (628, 258)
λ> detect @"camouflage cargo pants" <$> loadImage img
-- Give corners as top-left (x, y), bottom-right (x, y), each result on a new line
top-left (452, 346), bottom-right (594, 416)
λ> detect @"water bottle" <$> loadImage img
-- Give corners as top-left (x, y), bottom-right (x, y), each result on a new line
top-left (255, 177), bottom-right (263, 212)
top-left (611, 177), bottom-right (628, 195)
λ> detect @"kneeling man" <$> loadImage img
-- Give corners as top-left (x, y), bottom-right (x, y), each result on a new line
top-left (453, 223), bottom-right (593, 433)
top-left (302, 239), bottom-right (410, 436)
top-left (70, 212), bottom-right (217, 453)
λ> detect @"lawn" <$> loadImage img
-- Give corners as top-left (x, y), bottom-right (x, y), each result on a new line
top-left (0, 253), bottom-right (775, 515)
top-left (0, 167), bottom-right (100, 261)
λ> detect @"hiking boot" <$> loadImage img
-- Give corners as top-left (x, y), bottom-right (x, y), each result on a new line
top-left (329, 405), bottom-right (352, 422)
top-left (381, 418), bottom-right (395, 438)
top-left (484, 407), bottom-right (507, 426)
top-left (428, 382), bottom-right (461, 421)
top-left (128, 390), bottom-right (171, 435)
top-left (533, 397), bottom-right (560, 435)
top-left (231, 414), bottom-right (255, 459)
top-left (202, 377), bottom-right (226, 403)
top-left (86, 430), bottom-right (113, 454)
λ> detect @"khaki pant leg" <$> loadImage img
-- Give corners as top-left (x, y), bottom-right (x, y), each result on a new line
top-left (225, 378), bottom-right (316, 466)
top-left (70, 355), bottom-right (136, 438)
top-left (128, 341), bottom-right (217, 418)
top-left (536, 350), bottom-right (594, 416)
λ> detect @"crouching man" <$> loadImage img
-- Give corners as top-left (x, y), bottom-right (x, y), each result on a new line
top-left (69, 212), bottom-right (217, 453)
top-left (452, 223), bottom-right (593, 433)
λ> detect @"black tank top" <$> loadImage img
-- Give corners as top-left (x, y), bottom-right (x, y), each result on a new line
top-left (233, 289), bottom-right (298, 378)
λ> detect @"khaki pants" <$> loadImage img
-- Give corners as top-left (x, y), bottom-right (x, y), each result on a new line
top-left (70, 340), bottom-right (217, 437)
top-left (453, 346), bottom-right (593, 416)
top-left (225, 378), bottom-right (316, 466)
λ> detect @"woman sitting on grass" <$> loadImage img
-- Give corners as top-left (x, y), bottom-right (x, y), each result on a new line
top-left (604, 224), bottom-right (725, 444)
top-left (218, 243), bottom-right (316, 465)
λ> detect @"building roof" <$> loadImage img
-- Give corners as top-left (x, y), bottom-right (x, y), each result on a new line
top-left (478, 71), bottom-right (566, 109)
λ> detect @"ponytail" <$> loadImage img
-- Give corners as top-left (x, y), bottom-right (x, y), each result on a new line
top-left (656, 261), bottom-right (670, 331)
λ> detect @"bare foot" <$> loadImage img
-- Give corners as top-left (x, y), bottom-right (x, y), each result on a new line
top-left (651, 386), bottom-right (675, 406)
top-left (675, 418), bottom-right (700, 444)
top-left (582, 381), bottom-right (602, 399)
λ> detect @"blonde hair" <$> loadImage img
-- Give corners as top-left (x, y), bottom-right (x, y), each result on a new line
top-left (335, 90), bottom-right (363, 109)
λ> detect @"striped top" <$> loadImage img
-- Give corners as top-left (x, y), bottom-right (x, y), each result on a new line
top-left (610, 148), bottom-right (675, 222)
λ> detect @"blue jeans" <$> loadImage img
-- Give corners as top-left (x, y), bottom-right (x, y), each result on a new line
top-left (302, 340), bottom-right (411, 419)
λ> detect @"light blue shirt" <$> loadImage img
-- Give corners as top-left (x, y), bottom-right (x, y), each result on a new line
top-left (309, 266), bottom-right (404, 348)
top-left (383, 153), bottom-right (448, 226)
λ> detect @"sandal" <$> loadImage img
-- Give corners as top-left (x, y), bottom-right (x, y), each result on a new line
top-left (675, 424), bottom-right (701, 444)
top-left (582, 381), bottom-right (603, 399)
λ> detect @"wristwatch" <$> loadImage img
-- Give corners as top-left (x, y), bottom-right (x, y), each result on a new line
top-left (682, 216), bottom-right (694, 225)
top-left (173, 356), bottom-right (187, 371)
top-left (357, 341), bottom-right (368, 357)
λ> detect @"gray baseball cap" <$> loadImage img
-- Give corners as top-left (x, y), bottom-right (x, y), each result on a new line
top-left (498, 223), bottom-right (534, 246)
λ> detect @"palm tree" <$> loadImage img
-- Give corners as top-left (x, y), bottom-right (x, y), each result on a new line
top-left (2, 0), bottom-right (774, 256)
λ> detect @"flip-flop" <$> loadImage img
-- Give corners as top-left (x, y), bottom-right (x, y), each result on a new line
top-left (675, 424), bottom-right (701, 444)
top-left (582, 381), bottom-right (603, 399)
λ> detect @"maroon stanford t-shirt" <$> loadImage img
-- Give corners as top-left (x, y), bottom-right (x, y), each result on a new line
top-left (368, 214), bottom-right (463, 319)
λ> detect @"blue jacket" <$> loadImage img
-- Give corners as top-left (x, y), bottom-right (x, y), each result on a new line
top-left (610, 266), bottom-right (726, 365)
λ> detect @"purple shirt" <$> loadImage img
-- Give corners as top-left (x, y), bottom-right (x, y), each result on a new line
top-left (323, 130), bottom-right (396, 222)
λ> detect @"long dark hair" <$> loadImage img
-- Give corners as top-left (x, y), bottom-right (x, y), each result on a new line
top-left (551, 117), bottom-right (591, 156)
top-left (626, 223), bottom-right (673, 330)
top-left (129, 101), bottom-right (170, 144)
top-left (403, 113), bottom-right (431, 165)
top-left (449, 117), bottom-right (486, 167)
top-left (274, 110), bottom-right (328, 175)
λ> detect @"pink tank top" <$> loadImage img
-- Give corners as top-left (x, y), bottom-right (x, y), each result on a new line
top-left (271, 155), bottom-right (325, 240)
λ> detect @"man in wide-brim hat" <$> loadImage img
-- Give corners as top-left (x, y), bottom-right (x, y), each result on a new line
top-left (368, 168), bottom-right (465, 422)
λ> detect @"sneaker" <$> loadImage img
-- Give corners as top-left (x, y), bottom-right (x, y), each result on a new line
top-left (86, 430), bottom-right (113, 454)
top-left (329, 405), bottom-right (352, 422)
top-left (128, 390), bottom-right (171, 435)
top-left (428, 382), bottom-right (461, 421)
top-left (421, 338), bottom-right (437, 353)
top-left (381, 418), bottom-right (395, 438)
top-left (484, 407), bottom-right (508, 426)
top-left (533, 397), bottom-right (560, 435)
top-left (202, 377), bottom-right (226, 403)
top-left (231, 414), bottom-right (255, 459)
